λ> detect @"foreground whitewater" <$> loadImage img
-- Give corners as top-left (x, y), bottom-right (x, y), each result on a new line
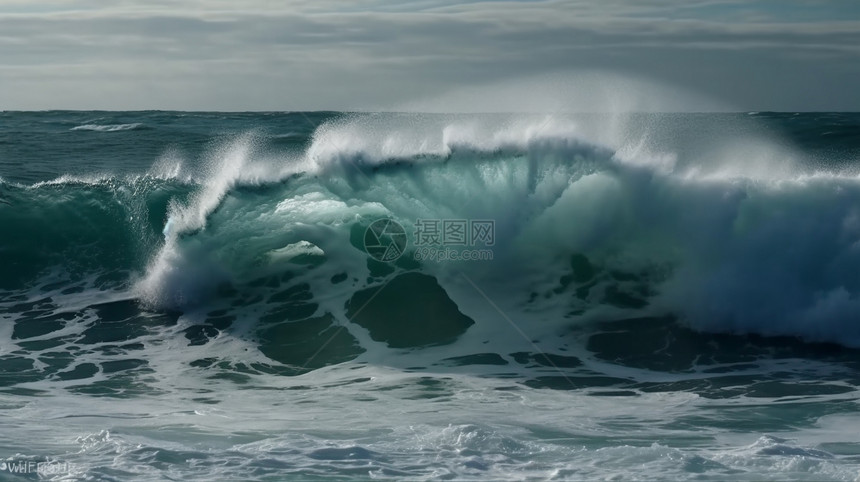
top-left (1, 110), bottom-right (860, 480)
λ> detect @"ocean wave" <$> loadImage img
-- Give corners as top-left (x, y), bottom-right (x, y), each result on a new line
top-left (0, 174), bottom-right (194, 289)
top-left (6, 114), bottom-right (860, 349)
top-left (71, 123), bottom-right (143, 132)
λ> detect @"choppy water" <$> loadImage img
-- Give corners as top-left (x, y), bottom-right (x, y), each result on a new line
top-left (2, 110), bottom-right (860, 480)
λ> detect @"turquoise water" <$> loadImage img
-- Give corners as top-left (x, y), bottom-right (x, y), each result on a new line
top-left (1, 111), bottom-right (860, 480)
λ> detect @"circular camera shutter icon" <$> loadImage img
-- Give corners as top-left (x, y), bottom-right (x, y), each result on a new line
top-left (364, 219), bottom-right (407, 262)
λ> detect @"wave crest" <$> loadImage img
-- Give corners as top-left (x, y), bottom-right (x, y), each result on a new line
top-left (71, 123), bottom-right (143, 132)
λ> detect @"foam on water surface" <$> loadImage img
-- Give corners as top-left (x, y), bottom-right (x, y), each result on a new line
top-left (2, 99), bottom-right (860, 479)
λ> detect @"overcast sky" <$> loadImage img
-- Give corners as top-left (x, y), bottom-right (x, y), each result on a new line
top-left (0, 0), bottom-right (858, 111)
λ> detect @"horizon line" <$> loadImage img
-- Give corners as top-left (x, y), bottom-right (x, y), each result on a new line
top-left (3, 109), bottom-right (859, 114)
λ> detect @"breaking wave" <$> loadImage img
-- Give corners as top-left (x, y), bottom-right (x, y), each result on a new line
top-left (71, 123), bottom-right (143, 132)
top-left (4, 112), bottom-right (860, 351)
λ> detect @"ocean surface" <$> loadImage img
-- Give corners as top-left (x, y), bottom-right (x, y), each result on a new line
top-left (1, 110), bottom-right (860, 480)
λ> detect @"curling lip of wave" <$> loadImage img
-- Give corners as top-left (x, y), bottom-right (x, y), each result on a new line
top-left (305, 115), bottom-right (592, 170)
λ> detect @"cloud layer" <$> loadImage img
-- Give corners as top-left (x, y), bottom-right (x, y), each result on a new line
top-left (1, 0), bottom-right (858, 110)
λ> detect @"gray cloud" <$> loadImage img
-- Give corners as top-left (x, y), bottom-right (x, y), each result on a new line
top-left (0, 1), bottom-right (858, 110)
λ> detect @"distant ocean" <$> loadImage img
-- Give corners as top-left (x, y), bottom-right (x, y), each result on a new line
top-left (2, 110), bottom-right (860, 480)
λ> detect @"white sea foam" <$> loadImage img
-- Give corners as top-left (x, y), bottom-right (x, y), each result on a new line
top-left (71, 123), bottom-right (143, 132)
